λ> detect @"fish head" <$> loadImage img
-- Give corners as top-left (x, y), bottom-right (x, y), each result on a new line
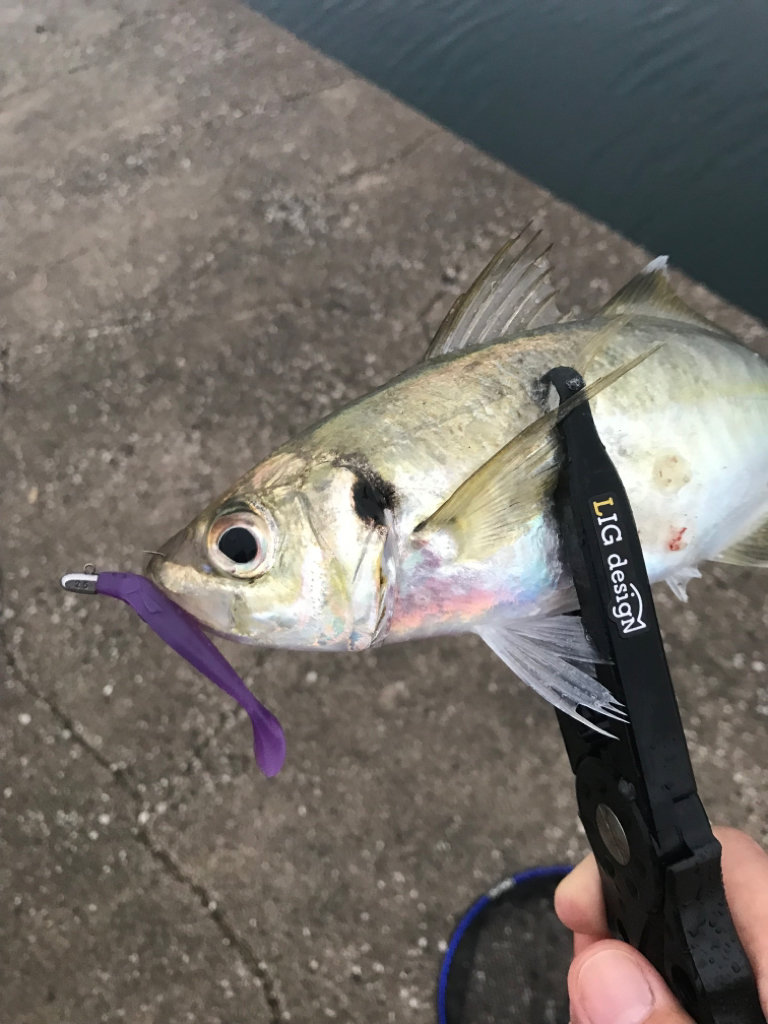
top-left (146, 451), bottom-right (397, 651)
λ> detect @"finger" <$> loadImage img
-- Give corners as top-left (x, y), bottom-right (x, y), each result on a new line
top-left (555, 854), bottom-right (608, 937)
top-left (569, 939), bottom-right (693, 1024)
top-left (573, 932), bottom-right (606, 957)
top-left (557, 825), bottom-right (768, 1012)
top-left (715, 827), bottom-right (768, 1014)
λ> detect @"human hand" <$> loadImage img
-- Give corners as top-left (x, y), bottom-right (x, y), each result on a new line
top-left (554, 827), bottom-right (768, 1024)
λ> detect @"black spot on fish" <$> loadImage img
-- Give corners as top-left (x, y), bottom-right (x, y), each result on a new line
top-left (351, 472), bottom-right (392, 527)
top-left (332, 454), bottom-right (396, 527)
top-left (531, 374), bottom-right (554, 410)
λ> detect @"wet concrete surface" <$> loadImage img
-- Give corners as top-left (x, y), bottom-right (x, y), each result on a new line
top-left (1, 1), bottom-right (766, 1021)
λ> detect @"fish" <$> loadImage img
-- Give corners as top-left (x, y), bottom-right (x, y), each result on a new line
top-left (146, 227), bottom-right (768, 729)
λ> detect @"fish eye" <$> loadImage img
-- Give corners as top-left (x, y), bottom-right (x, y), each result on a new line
top-left (207, 511), bottom-right (272, 578)
top-left (219, 526), bottom-right (258, 563)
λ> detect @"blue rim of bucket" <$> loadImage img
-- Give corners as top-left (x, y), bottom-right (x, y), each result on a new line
top-left (436, 864), bottom-right (573, 1024)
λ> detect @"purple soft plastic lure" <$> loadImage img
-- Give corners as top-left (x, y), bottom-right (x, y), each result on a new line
top-left (61, 570), bottom-right (285, 777)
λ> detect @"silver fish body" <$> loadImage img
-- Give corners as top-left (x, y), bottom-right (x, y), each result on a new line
top-left (310, 317), bottom-right (768, 637)
top-left (147, 235), bottom-right (768, 724)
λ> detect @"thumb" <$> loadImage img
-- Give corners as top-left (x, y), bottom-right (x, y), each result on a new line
top-left (569, 940), bottom-right (694, 1024)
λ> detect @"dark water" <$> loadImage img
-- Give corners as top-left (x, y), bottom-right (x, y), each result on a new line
top-left (250, 0), bottom-right (768, 323)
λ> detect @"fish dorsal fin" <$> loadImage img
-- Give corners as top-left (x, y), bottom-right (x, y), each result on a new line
top-left (715, 517), bottom-right (768, 568)
top-left (601, 257), bottom-right (729, 336)
top-left (424, 225), bottom-right (562, 361)
top-left (414, 337), bottom-right (661, 560)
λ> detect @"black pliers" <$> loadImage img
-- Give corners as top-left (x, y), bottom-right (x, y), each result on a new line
top-left (547, 366), bottom-right (765, 1024)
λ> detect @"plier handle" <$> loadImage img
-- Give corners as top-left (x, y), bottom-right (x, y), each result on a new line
top-left (548, 366), bottom-right (765, 1024)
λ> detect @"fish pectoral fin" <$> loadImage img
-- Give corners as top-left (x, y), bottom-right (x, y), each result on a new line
top-left (665, 566), bottom-right (702, 602)
top-left (715, 517), bottom-right (768, 568)
top-left (424, 224), bottom-right (562, 361)
top-left (476, 615), bottom-right (626, 735)
top-left (414, 343), bottom-right (660, 560)
top-left (601, 257), bottom-right (731, 337)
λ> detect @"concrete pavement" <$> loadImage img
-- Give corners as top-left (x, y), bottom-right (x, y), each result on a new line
top-left (1, 1), bottom-right (766, 1021)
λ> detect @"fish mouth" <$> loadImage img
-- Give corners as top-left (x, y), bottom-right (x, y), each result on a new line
top-left (145, 549), bottom-right (167, 582)
top-left (145, 526), bottom-right (184, 577)
top-left (144, 527), bottom-right (279, 644)
top-left (143, 528), bottom-right (231, 633)
top-left (145, 544), bottom-right (190, 606)
top-left (148, 557), bottom-right (240, 636)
